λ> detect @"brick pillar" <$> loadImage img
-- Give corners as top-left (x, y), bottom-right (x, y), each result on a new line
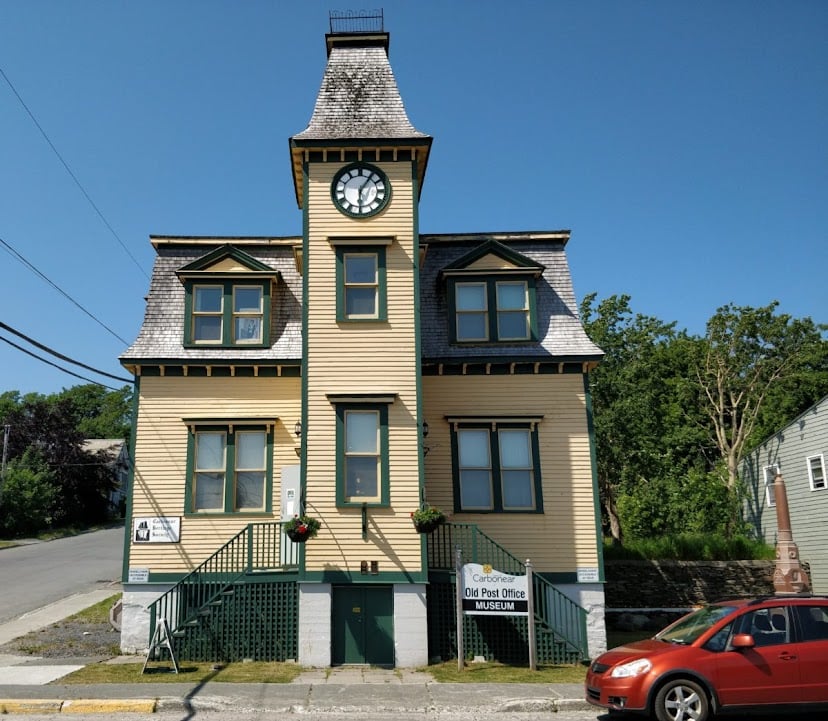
top-left (772, 473), bottom-right (811, 595)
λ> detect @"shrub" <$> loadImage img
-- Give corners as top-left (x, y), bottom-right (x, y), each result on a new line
top-left (603, 533), bottom-right (775, 561)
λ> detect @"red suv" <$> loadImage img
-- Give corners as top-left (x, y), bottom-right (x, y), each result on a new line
top-left (586, 596), bottom-right (828, 721)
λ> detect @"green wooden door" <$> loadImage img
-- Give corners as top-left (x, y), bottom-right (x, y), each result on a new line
top-left (332, 585), bottom-right (394, 666)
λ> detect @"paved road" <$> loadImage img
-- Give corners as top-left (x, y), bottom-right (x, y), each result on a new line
top-left (0, 526), bottom-right (124, 624)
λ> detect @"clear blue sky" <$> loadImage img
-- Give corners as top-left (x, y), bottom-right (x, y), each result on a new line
top-left (1, 1), bottom-right (825, 395)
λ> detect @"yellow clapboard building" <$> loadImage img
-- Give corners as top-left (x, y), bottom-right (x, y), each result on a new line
top-left (119, 15), bottom-right (605, 667)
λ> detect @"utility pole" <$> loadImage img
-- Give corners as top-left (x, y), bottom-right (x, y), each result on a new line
top-left (1, 424), bottom-right (9, 482)
top-left (1, 424), bottom-right (9, 505)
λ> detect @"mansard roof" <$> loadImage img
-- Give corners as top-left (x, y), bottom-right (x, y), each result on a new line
top-left (420, 232), bottom-right (604, 363)
top-left (290, 32), bottom-right (431, 208)
top-left (120, 237), bottom-right (303, 366)
top-left (121, 231), bottom-right (602, 371)
top-left (292, 34), bottom-right (429, 143)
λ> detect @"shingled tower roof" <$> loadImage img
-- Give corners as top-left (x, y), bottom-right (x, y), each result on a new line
top-left (289, 23), bottom-right (431, 207)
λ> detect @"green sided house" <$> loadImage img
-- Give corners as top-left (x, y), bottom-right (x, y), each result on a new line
top-left (119, 19), bottom-right (605, 667)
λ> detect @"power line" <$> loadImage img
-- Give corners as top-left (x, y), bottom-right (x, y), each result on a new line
top-left (0, 335), bottom-right (127, 391)
top-left (0, 320), bottom-right (133, 386)
top-left (0, 235), bottom-right (131, 345)
top-left (0, 66), bottom-right (150, 280)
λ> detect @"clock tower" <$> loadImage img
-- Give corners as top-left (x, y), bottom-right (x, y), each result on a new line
top-left (289, 13), bottom-right (432, 667)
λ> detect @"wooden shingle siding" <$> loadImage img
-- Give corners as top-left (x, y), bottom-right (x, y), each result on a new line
top-left (129, 375), bottom-right (300, 572)
top-left (303, 160), bottom-right (422, 573)
top-left (423, 373), bottom-right (599, 571)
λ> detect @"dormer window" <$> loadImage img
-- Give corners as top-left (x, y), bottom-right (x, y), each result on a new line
top-left (188, 281), bottom-right (268, 346)
top-left (454, 279), bottom-right (531, 342)
top-left (441, 239), bottom-right (542, 345)
top-left (193, 285), bottom-right (223, 342)
top-left (232, 286), bottom-right (264, 343)
top-left (178, 244), bottom-right (279, 349)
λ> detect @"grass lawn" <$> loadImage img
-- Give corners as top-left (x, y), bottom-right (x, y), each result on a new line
top-left (63, 660), bottom-right (304, 684)
top-left (63, 659), bottom-right (587, 685)
top-left (424, 660), bottom-right (586, 683)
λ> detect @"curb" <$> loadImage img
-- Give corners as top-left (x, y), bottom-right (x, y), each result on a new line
top-left (0, 698), bottom-right (157, 714)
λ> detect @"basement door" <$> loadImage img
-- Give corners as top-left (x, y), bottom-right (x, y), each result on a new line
top-left (331, 585), bottom-right (394, 666)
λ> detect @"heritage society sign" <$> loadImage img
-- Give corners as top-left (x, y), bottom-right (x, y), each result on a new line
top-left (461, 563), bottom-right (529, 616)
top-left (133, 516), bottom-right (181, 543)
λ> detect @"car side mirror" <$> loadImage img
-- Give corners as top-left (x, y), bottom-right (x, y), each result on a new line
top-left (731, 633), bottom-right (755, 650)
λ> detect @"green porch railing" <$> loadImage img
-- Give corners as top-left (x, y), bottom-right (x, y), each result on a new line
top-left (147, 521), bottom-right (298, 645)
top-left (427, 522), bottom-right (589, 661)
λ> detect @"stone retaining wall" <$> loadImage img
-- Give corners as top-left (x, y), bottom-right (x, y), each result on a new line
top-left (605, 560), bottom-right (778, 608)
top-left (604, 559), bottom-right (784, 633)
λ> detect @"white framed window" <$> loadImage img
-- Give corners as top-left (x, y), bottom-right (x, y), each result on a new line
top-left (764, 464), bottom-right (780, 507)
top-left (807, 454), bottom-right (826, 491)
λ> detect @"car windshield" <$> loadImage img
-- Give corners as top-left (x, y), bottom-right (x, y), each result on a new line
top-left (655, 605), bottom-right (738, 645)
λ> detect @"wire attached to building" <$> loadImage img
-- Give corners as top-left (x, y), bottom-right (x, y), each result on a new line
top-left (0, 320), bottom-right (133, 388)
top-left (0, 235), bottom-right (131, 346)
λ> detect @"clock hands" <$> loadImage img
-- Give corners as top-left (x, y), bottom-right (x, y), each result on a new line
top-left (358, 178), bottom-right (372, 205)
top-left (333, 165), bottom-right (388, 216)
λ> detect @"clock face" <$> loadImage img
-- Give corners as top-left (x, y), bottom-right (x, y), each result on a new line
top-left (331, 164), bottom-right (390, 217)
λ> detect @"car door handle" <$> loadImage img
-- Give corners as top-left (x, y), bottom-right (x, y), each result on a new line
top-left (778, 652), bottom-right (797, 661)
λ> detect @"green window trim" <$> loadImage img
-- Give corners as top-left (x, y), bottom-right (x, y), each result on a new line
top-left (334, 403), bottom-right (391, 508)
top-left (449, 420), bottom-right (543, 514)
top-left (184, 423), bottom-right (274, 515)
top-left (447, 276), bottom-right (537, 344)
top-left (183, 279), bottom-right (271, 347)
top-left (335, 245), bottom-right (387, 322)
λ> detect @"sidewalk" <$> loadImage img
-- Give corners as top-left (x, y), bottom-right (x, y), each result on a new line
top-left (0, 593), bottom-right (590, 714)
top-left (0, 672), bottom-right (589, 715)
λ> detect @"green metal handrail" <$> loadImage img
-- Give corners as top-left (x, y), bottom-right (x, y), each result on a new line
top-left (146, 521), bottom-right (297, 644)
top-left (427, 522), bottom-right (589, 660)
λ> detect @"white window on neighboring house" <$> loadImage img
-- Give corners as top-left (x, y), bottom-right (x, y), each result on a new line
top-left (807, 454), bottom-right (826, 491)
top-left (764, 465), bottom-right (780, 507)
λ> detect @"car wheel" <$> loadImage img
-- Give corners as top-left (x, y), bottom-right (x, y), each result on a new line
top-left (654, 678), bottom-right (709, 721)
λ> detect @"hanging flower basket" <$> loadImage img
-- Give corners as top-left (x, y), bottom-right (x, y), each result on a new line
top-left (410, 506), bottom-right (446, 534)
top-left (284, 514), bottom-right (321, 542)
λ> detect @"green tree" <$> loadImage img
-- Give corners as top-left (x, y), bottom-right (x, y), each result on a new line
top-left (0, 450), bottom-right (60, 536)
top-left (0, 391), bottom-right (119, 533)
top-left (694, 302), bottom-right (828, 490)
top-left (56, 384), bottom-right (132, 439)
top-left (580, 294), bottom-right (681, 542)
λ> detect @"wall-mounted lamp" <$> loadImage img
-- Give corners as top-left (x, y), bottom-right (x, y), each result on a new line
top-left (294, 421), bottom-right (302, 437)
top-left (371, 561), bottom-right (379, 575)
top-left (422, 420), bottom-right (429, 438)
